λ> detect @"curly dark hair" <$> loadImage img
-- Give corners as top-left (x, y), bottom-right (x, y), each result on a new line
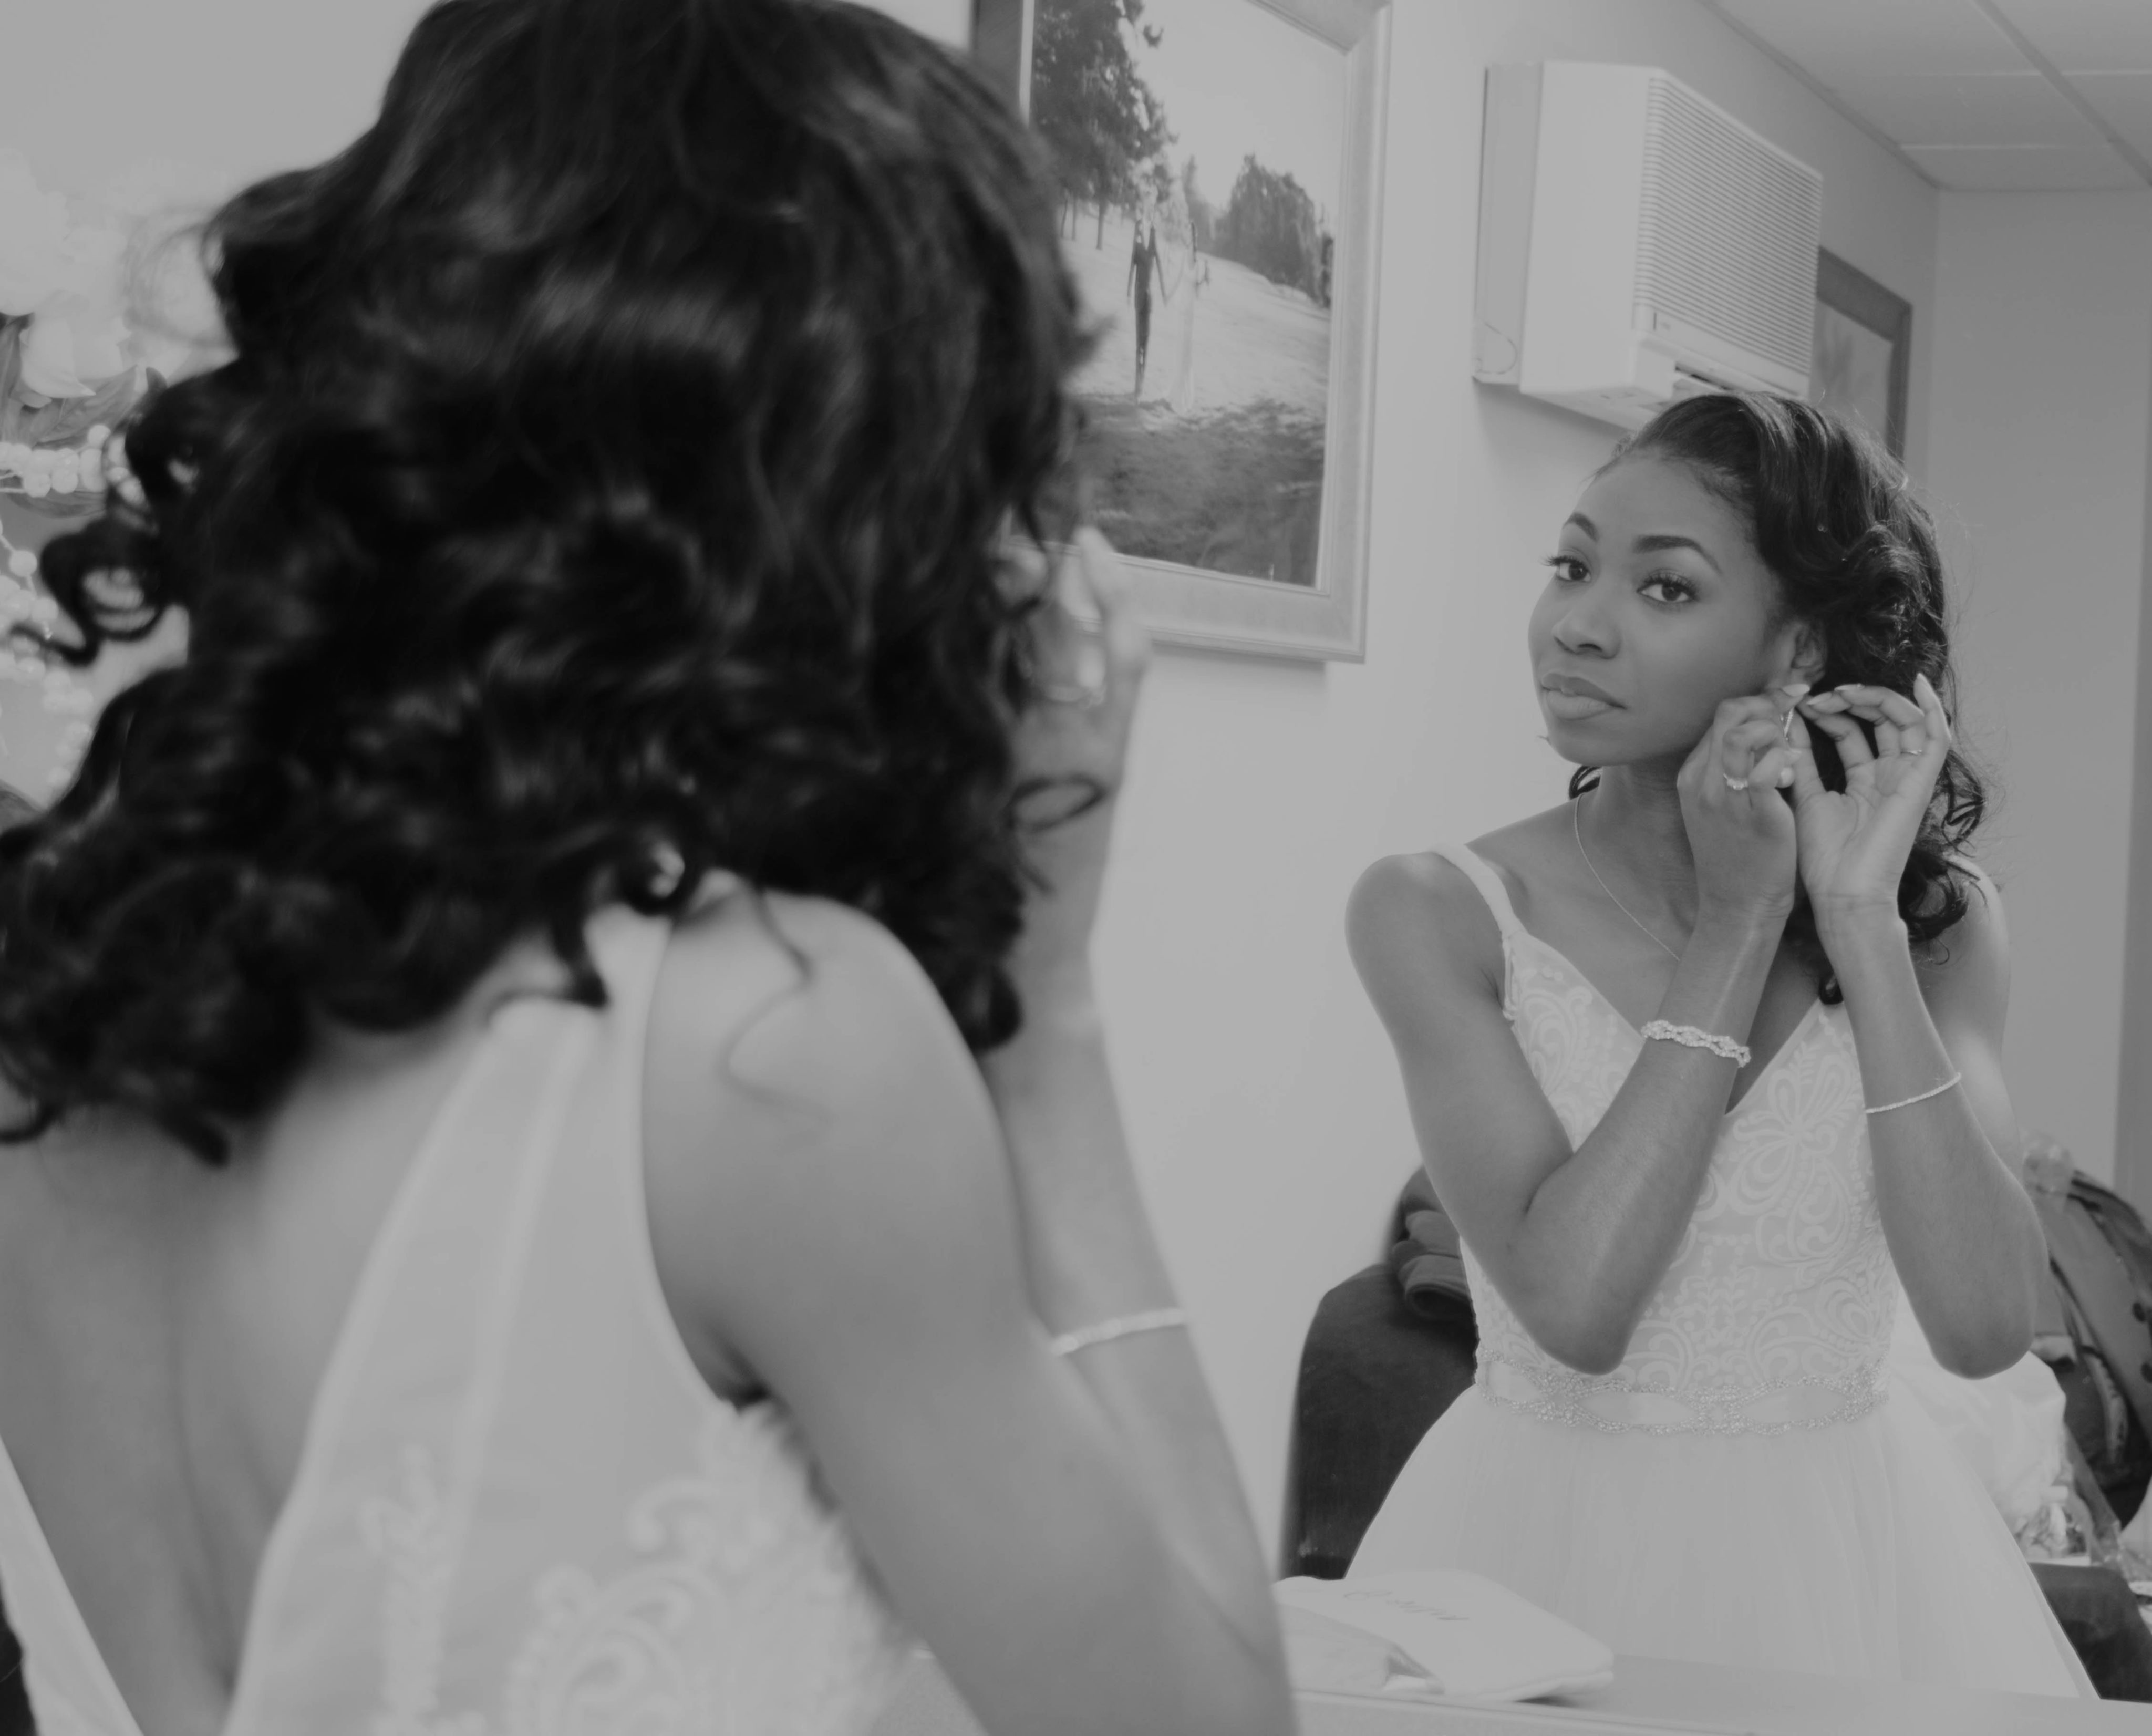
top-left (0, 0), bottom-right (1093, 1161)
top-left (1568, 391), bottom-right (1988, 1002)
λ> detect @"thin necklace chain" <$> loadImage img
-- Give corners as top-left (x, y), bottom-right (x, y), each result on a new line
top-left (1572, 790), bottom-right (1682, 963)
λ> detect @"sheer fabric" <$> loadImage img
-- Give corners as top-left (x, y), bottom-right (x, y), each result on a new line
top-left (1352, 843), bottom-right (2093, 1696)
top-left (0, 905), bottom-right (909, 1735)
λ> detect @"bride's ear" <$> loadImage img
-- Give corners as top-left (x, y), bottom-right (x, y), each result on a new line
top-left (1783, 619), bottom-right (1827, 689)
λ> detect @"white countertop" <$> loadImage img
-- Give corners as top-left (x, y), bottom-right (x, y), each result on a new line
top-left (868, 1647), bottom-right (2152, 1735)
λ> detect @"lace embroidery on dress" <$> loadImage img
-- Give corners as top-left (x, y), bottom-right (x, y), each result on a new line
top-left (1464, 899), bottom-right (1899, 1440)
top-left (502, 1407), bottom-right (906, 1736)
top-left (363, 1407), bottom-right (906, 1735)
top-left (361, 1446), bottom-right (487, 1736)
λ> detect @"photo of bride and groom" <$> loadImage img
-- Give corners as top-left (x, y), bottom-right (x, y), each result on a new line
top-left (1124, 212), bottom-right (1209, 412)
top-left (1017, 0), bottom-right (1346, 588)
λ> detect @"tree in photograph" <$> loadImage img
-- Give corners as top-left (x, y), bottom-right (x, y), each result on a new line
top-left (1030, 0), bottom-right (1171, 246)
top-left (1214, 154), bottom-right (1332, 303)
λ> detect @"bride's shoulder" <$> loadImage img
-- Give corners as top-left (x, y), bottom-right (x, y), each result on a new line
top-left (653, 885), bottom-right (982, 1132)
top-left (1353, 808), bottom-right (1564, 920)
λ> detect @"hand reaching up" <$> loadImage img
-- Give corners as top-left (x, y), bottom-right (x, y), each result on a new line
top-left (1787, 674), bottom-right (1952, 933)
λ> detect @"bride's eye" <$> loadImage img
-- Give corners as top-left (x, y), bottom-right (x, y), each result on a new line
top-left (1544, 555), bottom-right (1588, 584)
top-left (1638, 571), bottom-right (1696, 605)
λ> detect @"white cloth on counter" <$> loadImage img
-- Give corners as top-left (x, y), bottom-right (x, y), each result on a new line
top-left (1278, 1570), bottom-right (1614, 1702)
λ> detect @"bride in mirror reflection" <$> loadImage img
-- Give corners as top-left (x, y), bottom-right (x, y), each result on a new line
top-left (1346, 391), bottom-right (2095, 1696)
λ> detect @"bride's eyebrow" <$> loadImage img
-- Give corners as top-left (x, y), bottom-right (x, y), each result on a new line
top-left (1630, 533), bottom-right (1722, 574)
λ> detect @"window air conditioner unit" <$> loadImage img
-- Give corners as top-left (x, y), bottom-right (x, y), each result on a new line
top-left (1473, 62), bottom-right (1822, 430)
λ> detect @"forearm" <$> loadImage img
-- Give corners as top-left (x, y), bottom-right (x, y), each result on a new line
top-left (1509, 911), bottom-right (1784, 1369)
top-left (1827, 914), bottom-right (2046, 1372)
top-left (979, 983), bottom-right (1286, 1692)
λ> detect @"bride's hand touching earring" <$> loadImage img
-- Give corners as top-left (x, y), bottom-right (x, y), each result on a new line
top-left (1785, 675), bottom-right (1953, 941)
top-left (1003, 527), bottom-right (1152, 1011)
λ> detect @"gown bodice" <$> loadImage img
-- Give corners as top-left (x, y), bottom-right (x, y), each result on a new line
top-left (1439, 843), bottom-right (1900, 1437)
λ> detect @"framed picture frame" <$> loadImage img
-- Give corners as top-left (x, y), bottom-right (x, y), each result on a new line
top-left (972, 0), bottom-right (1392, 662)
top-left (1810, 249), bottom-right (1911, 461)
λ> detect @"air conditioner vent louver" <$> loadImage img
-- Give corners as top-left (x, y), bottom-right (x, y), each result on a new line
top-left (1474, 62), bottom-right (1828, 431)
top-left (1636, 77), bottom-right (1820, 379)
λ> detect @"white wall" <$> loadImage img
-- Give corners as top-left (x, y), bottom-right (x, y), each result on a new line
top-left (6, 0), bottom-right (1941, 1564)
top-left (1922, 194), bottom-right (2152, 1191)
top-left (2, 0), bottom-right (969, 209)
top-left (1092, 1), bottom-right (1940, 1561)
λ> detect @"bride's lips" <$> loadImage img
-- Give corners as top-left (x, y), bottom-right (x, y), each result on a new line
top-left (1540, 673), bottom-right (1621, 720)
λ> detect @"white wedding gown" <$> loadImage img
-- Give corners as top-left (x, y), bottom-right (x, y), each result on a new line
top-left (0, 903), bottom-right (909, 1735)
top-left (1352, 843), bottom-right (2095, 1697)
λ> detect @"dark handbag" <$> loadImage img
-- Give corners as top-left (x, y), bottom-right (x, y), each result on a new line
top-left (2029, 1166), bottom-right (2152, 1526)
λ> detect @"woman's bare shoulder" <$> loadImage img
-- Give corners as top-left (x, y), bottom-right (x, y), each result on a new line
top-left (1349, 808), bottom-right (1570, 948)
top-left (642, 886), bottom-right (1008, 1390)
top-left (653, 884), bottom-right (984, 1127)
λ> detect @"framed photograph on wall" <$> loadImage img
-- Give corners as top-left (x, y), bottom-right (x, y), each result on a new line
top-left (1810, 249), bottom-right (1910, 461)
top-left (972, 0), bottom-right (1392, 661)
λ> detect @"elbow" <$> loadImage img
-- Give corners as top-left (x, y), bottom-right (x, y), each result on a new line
top-left (1546, 1336), bottom-right (1629, 1378)
top-left (1924, 1291), bottom-right (2036, 1382)
top-left (1524, 1302), bottom-right (1632, 1377)
top-left (1930, 1332), bottom-right (2030, 1382)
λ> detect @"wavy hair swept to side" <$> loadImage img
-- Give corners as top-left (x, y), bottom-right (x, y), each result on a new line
top-left (0, 0), bottom-right (1094, 1162)
top-left (1568, 391), bottom-right (1989, 1001)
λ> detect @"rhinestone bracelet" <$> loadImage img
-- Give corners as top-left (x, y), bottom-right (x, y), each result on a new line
top-left (1640, 1019), bottom-right (1751, 1068)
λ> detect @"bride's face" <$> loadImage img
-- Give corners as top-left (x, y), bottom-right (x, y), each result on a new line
top-left (1528, 455), bottom-right (1816, 768)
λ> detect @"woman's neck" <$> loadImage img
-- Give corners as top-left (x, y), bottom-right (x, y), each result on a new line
top-left (1578, 761), bottom-right (1696, 927)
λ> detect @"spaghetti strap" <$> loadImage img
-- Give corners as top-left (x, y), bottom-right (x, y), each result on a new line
top-left (1426, 842), bottom-right (1525, 943)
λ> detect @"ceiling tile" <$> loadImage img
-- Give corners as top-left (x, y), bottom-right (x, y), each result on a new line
top-left (1988, 0), bottom-right (2152, 72)
top-left (1902, 142), bottom-right (2144, 187)
top-left (1712, 0), bottom-right (2027, 79)
top-left (1827, 70), bottom-right (2102, 144)
top-left (2067, 71), bottom-right (2152, 156)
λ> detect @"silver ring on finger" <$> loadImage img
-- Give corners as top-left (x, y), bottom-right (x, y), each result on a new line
top-left (1722, 772), bottom-right (1751, 792)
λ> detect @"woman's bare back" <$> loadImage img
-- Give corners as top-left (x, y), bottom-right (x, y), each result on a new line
top-left (0, 968), bottom-right (521, 1736)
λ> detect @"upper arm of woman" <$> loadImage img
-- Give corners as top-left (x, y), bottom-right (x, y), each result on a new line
top-left (639, 891), bottom-right (1281, 1736)
top-left (1344, 854), bottom-right (1580, 1335)
top-left (1917, 862), bottom-right (2022, 1176)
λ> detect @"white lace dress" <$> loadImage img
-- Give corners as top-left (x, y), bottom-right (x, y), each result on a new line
top-left (0, 904), bottom-right (910, 1736)
top-left (1351, 844), bottom-right (2094, 1697)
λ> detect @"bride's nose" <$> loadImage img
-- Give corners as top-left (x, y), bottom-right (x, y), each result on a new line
top-left (1550, 593), bottom-right (1617, 658)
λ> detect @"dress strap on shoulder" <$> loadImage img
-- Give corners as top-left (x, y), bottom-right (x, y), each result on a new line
top-left (1425, 843), bottom-right (1526, 943)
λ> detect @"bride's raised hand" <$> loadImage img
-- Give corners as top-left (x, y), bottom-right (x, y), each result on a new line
top-left (1002, 528), bottom-right (1151, 1007)
top-left (1786, 675), bottom-right (1952, 933)
top-left (1674, 688), bottom-right (1805, 927)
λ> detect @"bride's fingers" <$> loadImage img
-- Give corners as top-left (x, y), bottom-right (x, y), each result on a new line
top-left (1826, 684), bottom-right (1930, 759)
top-left (1746, 740), bottom-right (1795, 792)
top-left (1785, 710), bottom-right (1828, 804)
top-left (1832, 683), bottom-right (1925, 730)
top-left (1720, 718), bottom-right (1783, 786)
top-left (1913, 671), bottom-right (1953, 759)
top-left (1798, 704), bottom-right (1875, 770)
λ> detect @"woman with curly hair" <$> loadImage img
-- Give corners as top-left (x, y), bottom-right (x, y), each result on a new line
top-left (1347, 392), bottom-right (2093, 1695)
top-left (0, 3), bottom-right (1295, 1734)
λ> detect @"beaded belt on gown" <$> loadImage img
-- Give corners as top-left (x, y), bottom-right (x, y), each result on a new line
top-left (1480, 1353), bottom-right (1888, 1437)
